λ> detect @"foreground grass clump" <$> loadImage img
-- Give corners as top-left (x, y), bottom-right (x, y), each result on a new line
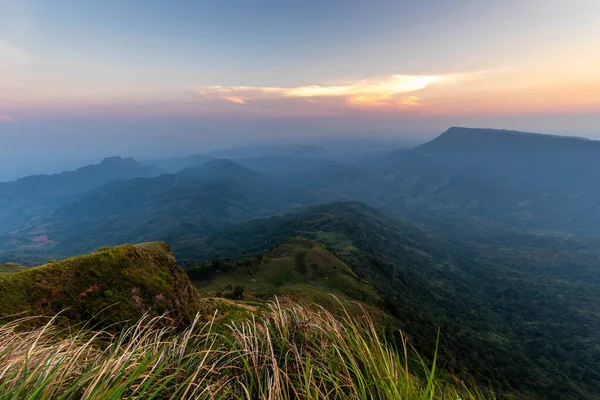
top-left (0, 300), bottom-right (490, 399)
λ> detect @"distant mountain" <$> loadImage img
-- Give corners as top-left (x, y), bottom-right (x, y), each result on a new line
top-left (1, 160), bottom-right (321, 259)
top-left (301, 127), bottom-right (600, 235)
top-left (419, 126), bottom-right (595, 153)
top-left (143, 154), bottom-right (211, 173)
top-left (0, 157), bottom-right (163, 232)
top-left (207, 138), bottom-right (409, 162)
top-left (233, 155), bottom-right (340, 177)
top-left (183, 201), bottom-right (600, 398)
top-left (178, 159), bottom-right (262, 183)
top-left (2, 156), bottom-right (163, 195)
top-left (208, 144), bottom-right (331, 160)
top-left (413, 127), bottom-right (600, 187)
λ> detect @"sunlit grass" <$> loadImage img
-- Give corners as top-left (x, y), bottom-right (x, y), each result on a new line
top-left (0, 300), bottom-right (492, 399)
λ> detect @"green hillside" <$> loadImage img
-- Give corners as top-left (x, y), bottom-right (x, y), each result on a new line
top-left (0, 241), bottom-right (488, 399)
top-left (182, 201), bottom-right (600, 399)
top-left (0, 262), bottom-right (25, 275)
top-left (0, 242), bottom-right (200, 327)
top-left (190, 237), bottom-right (380, 309)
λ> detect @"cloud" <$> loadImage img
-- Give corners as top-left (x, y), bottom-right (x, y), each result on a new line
top-left (285, 75), bottom-right (443, 98)
top-left (0, 40), bottom-right (31, 67)
top-left (347, 95), bottom-right (424, 109)
top-left (0, 114), bottom-right (14, 122)
top-left (195, 86), bottom-right (286, 103)
top-left (224, 96), bottom-right (248, 105)
top-left (189, 74), bottom-right (447, 111)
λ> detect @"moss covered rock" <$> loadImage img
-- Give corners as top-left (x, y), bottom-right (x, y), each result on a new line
top-left (0, 242), bottom-right (200, 327)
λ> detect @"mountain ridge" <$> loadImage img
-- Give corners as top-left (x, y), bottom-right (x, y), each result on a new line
top-left (10, 156), bottom-right (162, 185)
top-left (0, 156), bottom-right (163, 233)
top-left (416, 127), bottom-right (600, 158)
top-left (182, 200), bottom-right (600, 398)
top-left (295, 127), bottom-right (600, 235)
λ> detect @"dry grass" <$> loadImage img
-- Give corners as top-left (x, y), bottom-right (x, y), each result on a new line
top-left (0, 299), bottom-right (491, 399)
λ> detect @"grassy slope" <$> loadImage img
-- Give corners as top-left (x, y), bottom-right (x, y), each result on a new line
top-left (0, 242), bottom-right (490, 399)
top-left (181, 202), bottom-right (600, 399)
top-left (191, 237), bottom-right (381, 310)
top-left (0, 242), bottom-right (200, 327)
top-left (0, 262), bottom-right (25, 276)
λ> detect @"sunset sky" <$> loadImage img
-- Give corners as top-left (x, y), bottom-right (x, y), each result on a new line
top-left (1, 0), bottom-right (600, 179)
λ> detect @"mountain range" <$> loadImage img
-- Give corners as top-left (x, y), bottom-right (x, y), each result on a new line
top-left (2, 127), bottom-right (600, 398)
top-left (0, 156), bottom-right (162, 233)
top-left (293, 127), bottom-right (600, 235)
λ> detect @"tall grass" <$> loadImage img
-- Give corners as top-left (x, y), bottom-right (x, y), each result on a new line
top-left (0, 300), bottom-right (491, 399)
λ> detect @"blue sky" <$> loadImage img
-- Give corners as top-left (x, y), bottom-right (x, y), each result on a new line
top-left (1, 0), bottom-right (599, 179)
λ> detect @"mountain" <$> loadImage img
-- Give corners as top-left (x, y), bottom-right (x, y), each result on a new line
top-left (0, 242), bottom-right (200, 328)
top-left (0, 156), bottom-right (163, 197)
top-left (190, 237), bottom-right (381, 309)
top-left (178, 158), bottom-right (262, 182)
top-left (0, 157), bottom-right (163, 233)
top-left (301, 127), bottom-right (600, 236)
top-left (143, 154), bottom-right (211, 173)
top-left (207, 138), bottom-right (411, 161)
top-left (0, 160), bottom-right (321, 261)
top-left (411, 127), bottom-right (600, 192)
top-left (208, 144), bottom-right (331, 160)
top-left (3, 127), bottom-right (600, 398)
top-left (181, 201), bottom-right (600, 399)
top-left (0, 245), bottom-right (480, 400)
top-left (233, 155), bottom-right (341, 177)
top-left (411, 128), bottom-right (600, 234)
top-left (4, 199), bottom-right (598, 397)
top-left (418, 126), bottom-right (597, 155)
top-left (11, 126), bottom-right (600, 258)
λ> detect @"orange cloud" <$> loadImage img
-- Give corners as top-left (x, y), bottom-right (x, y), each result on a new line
top-left (224, 96), bottom-right (247, 105)
top-left (284, 75), bottom-right (443, 98)
top-left (190, 74), bottom-right (446, 110)
top-left (347, 95), bottom-right (423, 109)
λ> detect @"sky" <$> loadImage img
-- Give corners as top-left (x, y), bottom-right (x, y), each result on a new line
top-left (1, 0), bottom-right (600, 180)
